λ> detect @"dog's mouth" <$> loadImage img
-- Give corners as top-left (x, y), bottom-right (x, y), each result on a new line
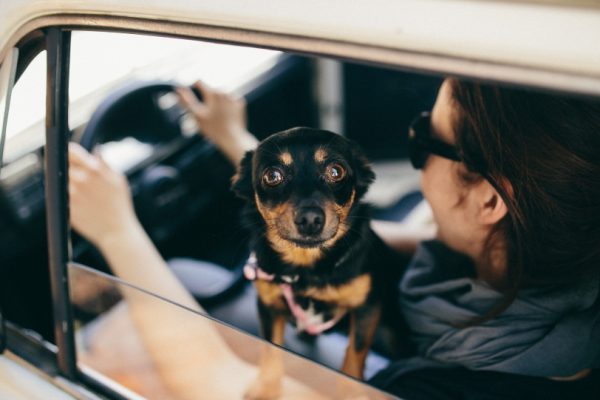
top-left (268, 208), bottom-right (342, 249)
top-left (281, 228), bottom-right (339, 248)
top-left (287, 237), bottom-right (328, 248)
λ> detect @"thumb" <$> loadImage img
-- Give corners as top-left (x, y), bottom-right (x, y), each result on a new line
top-left (176, 86), bottom-right (208, 118)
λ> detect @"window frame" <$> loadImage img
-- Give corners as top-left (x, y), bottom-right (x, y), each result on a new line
top-left (0, 47), bottom-right (18, 355)
top-left (45, 27), bottom-right (75, 378)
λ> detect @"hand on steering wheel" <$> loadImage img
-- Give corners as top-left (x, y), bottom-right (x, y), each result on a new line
top-left (177, 81), bottom-right (257, 165)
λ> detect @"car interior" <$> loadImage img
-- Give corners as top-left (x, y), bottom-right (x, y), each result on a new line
top-left (0, 29), bottom-right (447, 394)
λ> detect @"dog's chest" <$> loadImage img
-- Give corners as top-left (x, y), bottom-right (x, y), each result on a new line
top-left (285, 290), bottom-right (347, 334)
top-left (278, 272), bottom-right (372, 334)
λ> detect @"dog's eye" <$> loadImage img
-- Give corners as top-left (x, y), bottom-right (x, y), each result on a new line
top-left (325, 163), bottom-right (346, 183)
top-left (262, 167), bottom-right (285, 187)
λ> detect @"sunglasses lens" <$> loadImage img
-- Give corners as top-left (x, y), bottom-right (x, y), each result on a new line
top-left (407, 112), bottom-right (432, 170)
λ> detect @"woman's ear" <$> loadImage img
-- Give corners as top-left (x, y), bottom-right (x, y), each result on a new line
top-left (477, 179), bottom-right (510, 225)
top-left (231, 150), bottom-right (254, 200)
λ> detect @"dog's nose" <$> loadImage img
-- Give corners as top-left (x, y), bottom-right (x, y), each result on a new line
top-left (294, 207), bottom-right (325, 235)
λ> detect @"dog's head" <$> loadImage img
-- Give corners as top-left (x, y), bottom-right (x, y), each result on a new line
top-left (232, 127), bottom-right (374, 262)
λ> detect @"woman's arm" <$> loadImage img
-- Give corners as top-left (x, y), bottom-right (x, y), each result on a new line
top-left (69, 143), bottom-right (245, 397)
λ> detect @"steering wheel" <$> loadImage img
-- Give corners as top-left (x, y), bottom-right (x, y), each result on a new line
top-left (77, 80), bottom-right (248, 305)
top-left (80, 81), bottom-right (185, 150)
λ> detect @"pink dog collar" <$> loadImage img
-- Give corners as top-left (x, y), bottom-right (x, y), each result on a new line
top-left (243, 253), bottom-right (275, 281)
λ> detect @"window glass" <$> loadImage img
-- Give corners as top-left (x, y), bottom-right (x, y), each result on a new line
top-left (3, 50), bottom-right (46, 163)
top-left (0, 48), bottom-right (52, 340)
top-left (70, 263), bottom-right (394, 399)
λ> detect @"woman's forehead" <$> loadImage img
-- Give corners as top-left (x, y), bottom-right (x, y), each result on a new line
top-left (431, 80), bottom-right (458, 144)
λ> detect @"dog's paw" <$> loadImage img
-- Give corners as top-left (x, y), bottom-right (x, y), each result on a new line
top-left (243, 378), bottom-right (282, 400)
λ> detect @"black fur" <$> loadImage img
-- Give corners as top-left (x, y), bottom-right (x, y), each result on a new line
top-left (233, 127), bottom-right (411, 367)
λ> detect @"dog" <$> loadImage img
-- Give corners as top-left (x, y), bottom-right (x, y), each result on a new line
top-left (232, 127), bottom-right (408, 398)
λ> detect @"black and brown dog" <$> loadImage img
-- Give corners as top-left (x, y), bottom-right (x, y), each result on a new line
top-left (233, 127), bottom-right (407, 397)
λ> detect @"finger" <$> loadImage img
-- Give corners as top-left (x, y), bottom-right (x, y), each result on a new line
top-left (176, 87), bottom-right (207, 116)
top-left (68, 185), bottom-right (86, 206)
top-left (68, 167), bottom-right (88, 183)
top-left (92, 148), bottom-right (112, 171)
top-left (193, 80), bottom-right (215, 103)
top-left (68, 183), bottom-right (78, 199)
top-left (69, 143), bottom-right (103, 174)
top-left (68, 142), bottom-right (94, 167)
top-left (233, 94), bottom-right (246, 107)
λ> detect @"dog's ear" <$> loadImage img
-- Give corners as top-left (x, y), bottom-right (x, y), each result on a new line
top-left (350, 142), bottom-right (375, 199)
top-left (231, 150), bottom-right (255, 200)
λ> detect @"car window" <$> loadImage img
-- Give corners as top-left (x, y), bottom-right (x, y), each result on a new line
top-left (3, 50), bottom-right (46, 164)
top-left (0, 29), bottom-right (437, 390)
top-left (63, 30), bottom-right (436, 398)
top-left (0, 46), bottom-right (54, 342)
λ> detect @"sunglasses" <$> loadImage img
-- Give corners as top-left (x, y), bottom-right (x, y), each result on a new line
top-left (408, 111), bottom-right (461, 169)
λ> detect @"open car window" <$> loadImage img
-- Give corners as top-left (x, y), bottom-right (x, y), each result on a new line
top-left (69, 263), bottom-right (395, 399)
top-left (62, 30), bottom-right (436, 398)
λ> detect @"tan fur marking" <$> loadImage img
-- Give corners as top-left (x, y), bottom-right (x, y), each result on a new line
top-left (255, 280), bottom-right (285, 309)
top-left (255, 194), bottom-right (288, 223)
top-left (321, 189), bottom-right (356, 249)
top-left (270, 314), bottom-right (286, 346)
top-left (302, 274), bottom-right (372, 308)
top-left (314, 148), bottom-right (328, 163)
top-left (334, 189), bottom-right (356, 217)
top-left (279, 151), bottom-right (293, 166)
top-left (341, 309), bottom-right (380, 379)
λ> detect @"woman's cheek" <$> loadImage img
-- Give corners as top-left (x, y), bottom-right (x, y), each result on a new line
top-left (419, 160), bottom-right (458, 242)
top-left (419, 167), bottom-right (433, 205)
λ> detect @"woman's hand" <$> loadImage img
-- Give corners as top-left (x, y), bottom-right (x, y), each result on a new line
top-left (68, 142), bottom-right (139, 250)
top-left (177, 81), bottom-right (258, 165)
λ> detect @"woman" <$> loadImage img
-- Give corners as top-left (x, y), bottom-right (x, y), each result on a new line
top-left (69, 78), bottom-right (600, 399)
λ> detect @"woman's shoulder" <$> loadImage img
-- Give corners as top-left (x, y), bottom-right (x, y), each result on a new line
top-left (374, 367), bottom-right (600, 400)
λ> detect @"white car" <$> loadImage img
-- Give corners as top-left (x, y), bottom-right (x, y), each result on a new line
top-left (0, 1), bottom-right (599, 399)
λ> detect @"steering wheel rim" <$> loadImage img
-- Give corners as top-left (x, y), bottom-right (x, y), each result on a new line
top-left (76, 80), bottom-right (249, 305)
top-left (79, 80), bottom-right (183, 151)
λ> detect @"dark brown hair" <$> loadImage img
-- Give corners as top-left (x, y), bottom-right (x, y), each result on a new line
top-left (449, 79), bottom-right (600, 308)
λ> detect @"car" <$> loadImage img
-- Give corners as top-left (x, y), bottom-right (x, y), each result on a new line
top-left (1, 0), bottom-right (599, 399)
